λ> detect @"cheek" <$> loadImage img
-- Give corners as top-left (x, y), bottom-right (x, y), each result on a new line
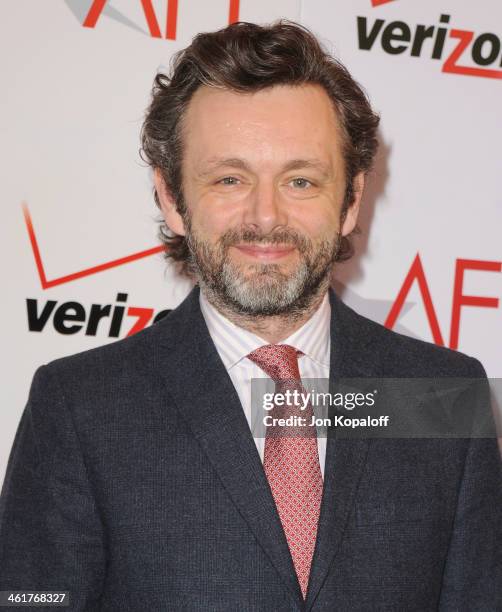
top-left (190, 195), bottom-right (244, 238)
top-left (292, 205), bottom-right (342, 241)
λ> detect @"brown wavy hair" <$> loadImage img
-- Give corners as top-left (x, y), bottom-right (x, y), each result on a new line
top-left (140, 20), bottom-right (380, 275)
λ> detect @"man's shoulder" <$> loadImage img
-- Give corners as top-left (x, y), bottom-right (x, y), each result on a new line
top-left (334, 295), bottom-right (486, 378)
top-left (40, 307), bottom-right (185, 391)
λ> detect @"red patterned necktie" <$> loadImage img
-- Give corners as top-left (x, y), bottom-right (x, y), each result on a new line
top-left (247, 344), bottom-right (323, 599)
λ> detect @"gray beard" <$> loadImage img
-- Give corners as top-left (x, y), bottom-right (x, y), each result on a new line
top-left (218, 259), bottom-right (312, 315)
top-left (184, 218), bottom-right (341, 317)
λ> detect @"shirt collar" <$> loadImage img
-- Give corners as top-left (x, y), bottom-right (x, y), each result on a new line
top-left (199, 289), bottom-right (331, 370)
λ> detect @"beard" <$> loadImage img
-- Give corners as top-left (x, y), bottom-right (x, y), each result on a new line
top-left (183, 213), bottom-right (342, 317)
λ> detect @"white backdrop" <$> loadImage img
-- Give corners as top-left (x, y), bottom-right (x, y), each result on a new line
top-left (2, 0), bottom-right (501, 486)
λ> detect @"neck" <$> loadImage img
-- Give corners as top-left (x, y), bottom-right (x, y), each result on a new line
top-left (201, 281), bottom-right (330, 344)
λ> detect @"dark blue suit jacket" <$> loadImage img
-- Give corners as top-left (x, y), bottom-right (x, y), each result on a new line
top-left (1, 287), bottom-right (501, 611)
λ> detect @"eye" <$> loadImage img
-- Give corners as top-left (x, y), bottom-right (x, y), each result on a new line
top-left (218, 176), bottom-right (240, 186)
top-left (289, 177), bottom-right (313, 189)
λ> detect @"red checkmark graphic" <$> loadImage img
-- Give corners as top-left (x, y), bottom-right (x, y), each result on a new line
top-left (22, 203), bottom-right (165, 289)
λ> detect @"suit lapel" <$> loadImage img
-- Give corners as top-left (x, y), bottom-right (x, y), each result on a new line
top-left (157, 286), bottom-right (303, 608)
top-left (305, 289), bottom-right (375, 611)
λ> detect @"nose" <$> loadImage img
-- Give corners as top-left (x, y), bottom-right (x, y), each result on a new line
top-left (242, 180), bottom-right (288, 235)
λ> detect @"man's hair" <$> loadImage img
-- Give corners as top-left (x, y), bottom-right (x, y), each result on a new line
top-left (140, 20), bottom-right (380, 274)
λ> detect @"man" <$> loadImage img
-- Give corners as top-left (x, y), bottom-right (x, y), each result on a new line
top-left (1, 20), bottom-right (501, 611)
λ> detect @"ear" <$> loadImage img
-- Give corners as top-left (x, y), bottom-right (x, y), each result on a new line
top-left (153, 168), bottom-right (186, 236)
top-left (341, 171), bottom-right (365, 237)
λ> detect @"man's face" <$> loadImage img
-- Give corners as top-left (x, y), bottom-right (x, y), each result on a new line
top-left (158, 83), bottom-right (362, 315)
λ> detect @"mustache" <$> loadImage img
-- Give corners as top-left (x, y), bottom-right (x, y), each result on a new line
top-left (219, 228), bottom-right (311, 251)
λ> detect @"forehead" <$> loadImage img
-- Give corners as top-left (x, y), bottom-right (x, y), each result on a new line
top-left (181, 83), bottom-right (345, 171)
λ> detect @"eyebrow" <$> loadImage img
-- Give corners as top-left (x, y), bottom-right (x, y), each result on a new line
top-left (197, 157), bottom-right (332, 178)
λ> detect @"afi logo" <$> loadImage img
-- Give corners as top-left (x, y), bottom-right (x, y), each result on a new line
top-left (386, 255), bottom-right (502, 350)
top-left (78, 0), bottom-right (240, 40)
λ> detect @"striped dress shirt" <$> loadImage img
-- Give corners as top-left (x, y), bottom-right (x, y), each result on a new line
top-left (199, 290), bottom-right (331, 479)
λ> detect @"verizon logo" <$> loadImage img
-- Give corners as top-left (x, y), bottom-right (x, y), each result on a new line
top-left (358, 13), bottom-right (502, 79)
top-left (27, 294), bottom-right (170, 338)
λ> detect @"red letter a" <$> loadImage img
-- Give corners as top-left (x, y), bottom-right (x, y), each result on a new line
top-left (385, 253), bottom-right (445, 346)
top-left (83, 0), bottom-right (163, 38)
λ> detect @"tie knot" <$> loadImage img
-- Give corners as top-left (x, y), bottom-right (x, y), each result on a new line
top-left (247, 344), bottom-right (302, 382)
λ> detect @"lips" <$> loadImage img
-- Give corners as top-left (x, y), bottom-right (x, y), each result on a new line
top-left (233, 244), bottom-right (295, 261)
